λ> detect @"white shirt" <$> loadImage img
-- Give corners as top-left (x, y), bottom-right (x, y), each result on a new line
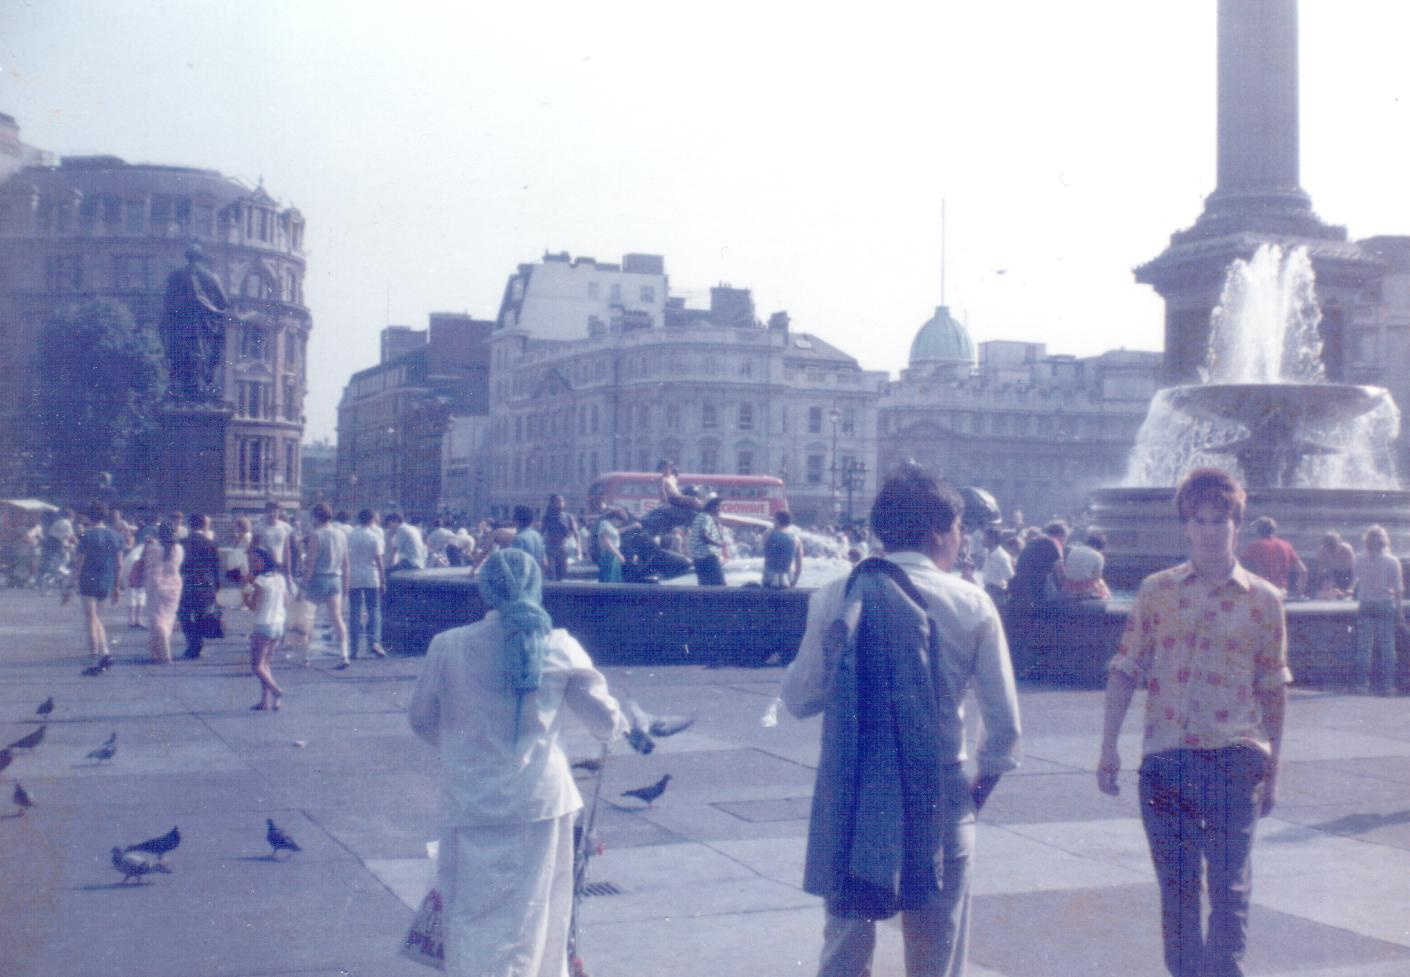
top-left (1355, 551), bottom-right (1403, 603)
top-left (252, 574), bottom-right (288, 629)
top-left (347, 526), bottom-right (385, 589)
top-left (392, 523), bottom-right (427, 569)
top-left (408, 616), bottom-right (627, 827)
top-left (980, 545), bottom-right (1015, 590)
top-left (781, 550), bottom-right (1022, 777)
top-left (254, 520), bottom-right (293, 564)
top-left (1062, 543), bottom-right (1104, 582)
top-left (426, 527), bottom-right (456, 553)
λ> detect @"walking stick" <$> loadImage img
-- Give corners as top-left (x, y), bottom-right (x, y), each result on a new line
top-left (568, 741), bottom-right (609, 977)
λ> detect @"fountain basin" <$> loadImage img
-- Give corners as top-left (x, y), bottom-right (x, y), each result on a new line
top-left (1091, 485), bottom-right (1410, 591)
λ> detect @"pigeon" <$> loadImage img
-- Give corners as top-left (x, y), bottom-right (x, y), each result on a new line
top-left (625, 699), bottom-right (697, 739)
top-left (625, 726), bottom-right (655, 756)
top-left (0, 748), bottom-right (11, 776)
top-left (13, 782), bottom-right (33, 813)
top-left (570, 757), bottom-right (603, 775)
top-left (81, 663), bottom-right (104, 677)
top-left (621, 774), bottom-right (672, 808)
top-left (36, 697), bottom-right (53, 716)
top-left (266, 818), bottom-right (301, 857)
top-left (111, 847), bottom-right (171, 883)
top-left (124, 826), bottom-right (180, 860)
top-left (86, 735), bottom-right (118, 763)
top-left (7, 724), bottom-right (45, 751)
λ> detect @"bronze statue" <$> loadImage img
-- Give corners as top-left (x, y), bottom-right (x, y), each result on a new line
top-left (161, 244), bottom-right (229, 403)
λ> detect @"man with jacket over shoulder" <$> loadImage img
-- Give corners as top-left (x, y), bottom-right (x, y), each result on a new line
top-left (782, 462), bottom-right (1021, 977)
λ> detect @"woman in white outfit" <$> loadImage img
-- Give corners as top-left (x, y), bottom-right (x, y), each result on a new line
top-left (408, 549), bottom-right (627, 977)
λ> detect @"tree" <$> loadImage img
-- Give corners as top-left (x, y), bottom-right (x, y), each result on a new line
top-left (33, 299), bottom-right (167, 500)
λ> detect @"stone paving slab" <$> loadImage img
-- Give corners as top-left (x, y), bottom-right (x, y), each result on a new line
top-left (5, 588), bottom-right (1410, 977)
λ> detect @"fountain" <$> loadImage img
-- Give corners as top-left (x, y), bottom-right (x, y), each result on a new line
top-left (1093, 244), bottom-right (1410, 587)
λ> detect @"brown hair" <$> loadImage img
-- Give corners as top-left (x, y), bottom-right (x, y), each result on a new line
top-left (1174, 467), bottom-right (1246, 524)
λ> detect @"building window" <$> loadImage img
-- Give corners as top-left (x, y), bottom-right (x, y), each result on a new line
top-left (666, 403), bottom-right (680, 430)
top-left (590, 404), bottom-right (600, 434)
top-left (124, 198), bottom-right (145, 233)
top-left (283, 379), bottom-right (299, 421)
top-left (640, 285), bottom-right (655, 302)
top-left (514, 415), bottom-right (523, 441)
top-left (637, 449), bottom-right (650, 471)
top-left (285, 440), bottom-right (297, 487)
top-left (587, 281), bottom-right (599, 299)
top-left (702, 403), bottom-right (717, 430)
top-left (808, 406), bottom-right (823, 434)
top-left (240, 326), bottom-right (269, 361)
top-left (738, 403), bottom-right (753, 431)
top-left (284, 270), bottom-right (300, 304)
top-left (699, 443), bottom-right (719, 474)
top-left (609, 283), bottom-right (621, 303)
top-left (242, 271), bottom-right (274, 299)
top-left (842, 408), bottom-right (856, 435)
top-left (638, 403), bottom-right (650, 430)
top-left (806, 454), bottom-right (824, 485)
top-left (150, 195), bottom-right (173, 234)
top-left (44, 256), bottom-right (82, 292)
top-left (113, 256), bottom-right (149, 291)
top-left (193, 203), bottom-right (214, 238)
top-left (737, 449), bottom-right (754, 475)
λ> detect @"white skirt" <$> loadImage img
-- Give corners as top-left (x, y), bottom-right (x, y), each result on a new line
top-left (439, 813), bottom-right (575, 977)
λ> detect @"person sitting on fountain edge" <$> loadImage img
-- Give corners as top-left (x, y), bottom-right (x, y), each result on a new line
top-left (1239, 516), bottom-right (1307, 597)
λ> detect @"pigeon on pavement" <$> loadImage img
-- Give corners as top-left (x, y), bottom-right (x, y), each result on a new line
top-left (13, 782), bottom-right (33, 813)
top-left (111, 847), bottom-right (171, 883)
top-left (36, 697), bottom-right (53, 716)
top-left (621, 774), bottom-right (672, 808)
top-left (81, 663), bottom-right (104, 677)
top-left (0, 748), bottom-right (12, 776)
top-left (7, 724), bottom-right (45, 751)
top-left (267, 818), bottom-right (301, 857)
top-left (124, 826), bottom-right (180, 860)
top-left (86, 736), bottom-right (118, 763)
top-left (571, 757), bottom-right (603, 775)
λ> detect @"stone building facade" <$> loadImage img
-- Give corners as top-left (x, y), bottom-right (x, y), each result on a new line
top-left (878, 307), bottom-right (1161, 523)
top-left (336, 314), bottom-right (492, 518)
top-left (487, 252), bottom-right (885, 524)
top-left (0, 130), bottom-right (311, 514)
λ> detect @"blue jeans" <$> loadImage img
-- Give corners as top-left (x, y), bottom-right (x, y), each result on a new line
top-left (1139, 747), bottom-right (1265, 977)
top-left (347, 587), bottom-right (381, 654)
top-left (818, 765), bottom-right (975, 977)
top-left (1355, 600), bottom-right (1398, 691)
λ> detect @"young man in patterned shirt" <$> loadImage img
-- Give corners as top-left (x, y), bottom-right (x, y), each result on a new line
top-left (1097, 467), bottom-right (1290, 977)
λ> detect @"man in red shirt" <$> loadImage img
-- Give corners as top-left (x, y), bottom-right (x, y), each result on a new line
top-left (1238, 516), bottom-right (1307, 595)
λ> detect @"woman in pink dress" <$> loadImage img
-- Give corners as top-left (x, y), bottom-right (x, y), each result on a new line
top-left (143, 521), bottom-right (185, 663)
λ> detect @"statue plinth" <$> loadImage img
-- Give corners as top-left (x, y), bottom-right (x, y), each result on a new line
top-left (154, 401), bottom-right (233, 516)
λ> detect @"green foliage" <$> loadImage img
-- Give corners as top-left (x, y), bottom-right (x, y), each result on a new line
top-left (33, 299), bottom-right (167, 498)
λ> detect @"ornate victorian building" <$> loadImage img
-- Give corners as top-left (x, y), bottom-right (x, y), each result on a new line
top-left (878, 307), bottom-right (1161, 522)
top-left (487, 252), bottom-right (885, 523)
top-left (0, 121), bottom-right (311, 514)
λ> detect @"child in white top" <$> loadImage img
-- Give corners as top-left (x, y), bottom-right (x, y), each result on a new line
top-left (245, 546), bottom-right (288, 711)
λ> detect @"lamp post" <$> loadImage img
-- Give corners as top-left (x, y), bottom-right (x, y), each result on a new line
top-left (838, 459), bottom-right (867, 525)
top-left (828, 404), bottom-right (842, 522)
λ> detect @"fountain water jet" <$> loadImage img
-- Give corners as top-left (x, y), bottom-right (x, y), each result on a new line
top-left (1094, 245), bottom-right (1410, 586)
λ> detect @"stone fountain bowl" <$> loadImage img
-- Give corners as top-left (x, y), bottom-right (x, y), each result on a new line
top-left (1166, 382), bottom-right (1386, 431)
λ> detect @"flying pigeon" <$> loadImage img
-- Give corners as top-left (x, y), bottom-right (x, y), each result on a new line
top-left (111, 847), bottom-right (171, 883)
top-left (625, 699), bottom-right (697, 739)
top-left (87, 736), bottom-right (118, 763)
top-left (571, 757), bottom-right (603, 775)
top-left (124, 826), bottom-right (180, 860)
top-left (7, 724), bottom-right (45, 751)
top-left (0, 749), bottom-right (11, 776)
top-left (267, 818), bottom-right (301, 857)
top-left (621, 774), bottom-right (672, 808)
top-left (13, 782), bottom-right (33, 813)
top-left (36, 697), bottom-right (53, 716)
top-left (625, 726), bottom-right (655, 756)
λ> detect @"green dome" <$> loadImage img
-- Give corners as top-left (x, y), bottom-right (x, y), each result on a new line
top-left (909, 305), bottom-right (975, 368)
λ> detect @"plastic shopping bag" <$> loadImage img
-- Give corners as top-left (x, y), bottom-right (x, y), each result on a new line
top-left (401, 841), bottom-right (444, 970)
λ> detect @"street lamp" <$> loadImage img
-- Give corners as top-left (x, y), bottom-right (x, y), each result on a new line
top-left (836, 458), bottom-right (868, 525)
top-left (828, 404), bottom-right (842, 522)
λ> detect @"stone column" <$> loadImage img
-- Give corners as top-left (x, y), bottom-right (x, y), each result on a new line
top-left (1209, 0), bottom-right (1310, 214)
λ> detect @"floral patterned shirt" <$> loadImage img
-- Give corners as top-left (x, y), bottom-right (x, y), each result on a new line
top-left (1110, 561), bottom-right (1292, 757)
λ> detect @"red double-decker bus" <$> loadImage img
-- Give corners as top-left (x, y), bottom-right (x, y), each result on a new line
top-left (587, 472), bottom-right (788, 523)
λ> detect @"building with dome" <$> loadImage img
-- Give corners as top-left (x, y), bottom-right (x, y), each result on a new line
top-left (0, 115), bottom-right (311, 513)
top-left (879, 301), bottom-right (1160, 522)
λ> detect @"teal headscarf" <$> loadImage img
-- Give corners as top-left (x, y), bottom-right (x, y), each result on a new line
top-left (477, 548), bottom-right (553, 743)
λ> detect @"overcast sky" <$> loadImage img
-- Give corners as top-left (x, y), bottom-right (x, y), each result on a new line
top-left (4, 1), bottom-right (1410, 442)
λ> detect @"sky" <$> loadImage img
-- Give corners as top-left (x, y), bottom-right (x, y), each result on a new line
top-left (4, 1), bottom-right (1410, 442)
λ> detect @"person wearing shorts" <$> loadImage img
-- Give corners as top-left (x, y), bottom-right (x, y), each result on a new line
top-left (301, 502), bottom-right (350, 668)
top-left (74, 503), bottom-right (122, 659)
top-left (246, 546), bottom-right (287, 711)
